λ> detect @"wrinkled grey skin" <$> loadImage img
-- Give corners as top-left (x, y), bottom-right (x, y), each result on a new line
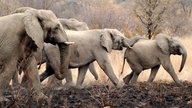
top-left (58, 18), bottom-right (98, 80)
top-left (12, 18), bottom-right (99, 87)
top-left (40, 29), bottom-right (145, 87)
top-left (42, 18), bottom-right (99, 87)
top-left (40, 43), bottom-right (98, 86)
top-left (12, 7), bottom-right (73, 81)
top-left (122, 34), bottom-right (187, 85)
top-left (0, 7), bottom-right (72, 101)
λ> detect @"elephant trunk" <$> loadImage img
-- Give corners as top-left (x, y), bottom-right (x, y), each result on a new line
top-left (179, 46), bottom-right (187, 72)
top-left (55, 43), bottom-right (72, 80)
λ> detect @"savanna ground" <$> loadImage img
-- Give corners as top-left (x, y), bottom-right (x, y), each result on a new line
top-left (1, 36), bottom-right (192, 107)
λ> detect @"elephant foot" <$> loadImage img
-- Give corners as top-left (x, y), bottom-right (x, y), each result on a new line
top-left (53, 86), bottom-right (64, 91)
top-left (47, 77), bottom-right (63, 89)
top-left (129, 82), bottom-right (139, 86)
top-left (31, 91), bottom-right (48, 101)
top-left (64, 82), bottom-right (75, 88)
top-left (116, 81), bottom-right (125, 88)
top-left (129, 80), bottom-right (137, 85)
top-left (52, 82), bottom-right (75, 91)
top-left (28, 92), bottom-right (49, 107)
top-left (146, 80), bottom-right (153, 84)
top-left (176, 80), bottom-right (183, 87)
top-left (123, 75), bottom-right (131, 85)
top-left (75, 85), bottom-right (84, 89)
top-left (146, 81), bottom-right (153, 85)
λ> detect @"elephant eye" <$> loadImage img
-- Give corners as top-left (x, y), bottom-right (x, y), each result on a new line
top-left (53, 27), bottom-right (58, 32)
top-left (54, 24), bottom-right (60, 31)
top-left (38, 17), bottom-right (43, 23)
top-left (119, 39), bottom-right (123, 43)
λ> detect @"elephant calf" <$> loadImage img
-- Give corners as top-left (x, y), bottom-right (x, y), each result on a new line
top-left (122, 34), bottom-right (187, 85)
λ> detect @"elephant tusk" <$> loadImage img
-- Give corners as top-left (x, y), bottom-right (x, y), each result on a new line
top-left (64, 42), bottom-right (75, 45)
top-left (128, 46), bottom-right (132, 49)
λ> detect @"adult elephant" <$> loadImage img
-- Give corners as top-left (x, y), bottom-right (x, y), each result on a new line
top-left (12, 18), bottom-right (98, 87)
top-left (40, 29), bottom-right (145, 87)
top-left (58, 18), bottom-right (98, 80)
top-left (45, 18), bottom-right (98, 88)
top-left (122, 34), bottom-right (187, 85)
top-left (0, 7), bottom-right (72, 101)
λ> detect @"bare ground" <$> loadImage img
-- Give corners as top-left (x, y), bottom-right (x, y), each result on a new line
top-left (1, 81), bottom-right (192, 108)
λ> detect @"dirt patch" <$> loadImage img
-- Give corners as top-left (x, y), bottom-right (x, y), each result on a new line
top-left (1, 81), bottom-right (192, 107)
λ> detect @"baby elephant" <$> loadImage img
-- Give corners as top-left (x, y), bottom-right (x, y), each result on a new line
top-left (122, 34), bottom-right (187, 85)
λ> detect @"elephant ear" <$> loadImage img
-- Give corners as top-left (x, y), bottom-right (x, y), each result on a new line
top-left (156, 34), bottom-right (170, 55)
top-left (23, 10), bottom-right (44, 50)
top-left (100, 31), bottom-right (113, 53)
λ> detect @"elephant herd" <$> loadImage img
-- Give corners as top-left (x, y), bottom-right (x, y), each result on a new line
top-left (0, 7), bottom-right (187, 101)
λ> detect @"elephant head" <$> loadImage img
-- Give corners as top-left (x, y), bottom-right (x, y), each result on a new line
top-left (100, 29), bottom-right (131, 52)
top-left (13, 7), bottom-right (73, 80)
top-left (100, 29), bottom-right (146, 53)
top-left (156, 34), bottom-right (187, 72)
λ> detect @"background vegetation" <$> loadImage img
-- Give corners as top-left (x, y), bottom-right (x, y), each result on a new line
top-left (1, 0), bottom-right (192, 37)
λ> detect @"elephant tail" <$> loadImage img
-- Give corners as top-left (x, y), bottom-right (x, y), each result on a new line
top-left (120, 48), bottom-right (131, 75)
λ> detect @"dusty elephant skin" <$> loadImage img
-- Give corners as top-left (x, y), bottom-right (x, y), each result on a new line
top-left (40, 29), bottom-right (145, 87)
top-left (12, 18), bottom-right (99, 88)
top-left (41, 18), bottom-right (99, 87)
top-left (45, 18), bottom-right (99, 87)
top-left (0, 7), bottom-right (72, 103)
top-left (122, 34), bottom-right (187, 85)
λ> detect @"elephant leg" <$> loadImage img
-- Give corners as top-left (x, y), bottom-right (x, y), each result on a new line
top-left (147, 65), bottom-right (160, 82)
top-left (0, 59), bottom-right (17, 96)
top-left (76, 65), bottom-right (89, 87)
top-left (21, 74), bottom-right (27, 86)
top-left (65, 69), bottom-right (73, 84)
top-left (12, 70), bottom-right (20, 86)
top-left (96, 54), bottom-right (119, 86)
top-left (161, 59), bottom-right (181, 85)
top-left (123, 71), bottom-right (133, 84)
top-left (47, 75), bottom-right (62, 88)
top-left (129, 70), bottom-right (141, 84)
top-left (39, 64), bottom-right (54, 82)
top-left (88, 63), bottom-right (98, 80)
top-left (21, 71), bottom-right (29, 87)
top-left (22, 56), bottom-right (46, 100)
